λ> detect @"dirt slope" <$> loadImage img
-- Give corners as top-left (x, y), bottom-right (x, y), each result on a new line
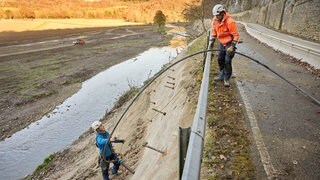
top-left (28, 34), bottom-right (206, 180)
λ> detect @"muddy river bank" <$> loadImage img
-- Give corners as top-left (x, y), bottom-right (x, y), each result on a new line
top-left (0, 24), bottom-right (172, 141)
top-left (0, 24), bottom-right (187, 179)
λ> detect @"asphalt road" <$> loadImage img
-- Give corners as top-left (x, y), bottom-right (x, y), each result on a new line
top-left (233, 24), bottom-right (320, 179)
top-left (246, 23), bottom-right (320, 51)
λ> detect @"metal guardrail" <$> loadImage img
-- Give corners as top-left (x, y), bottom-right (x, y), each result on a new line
top-left (180, 23), bottom-right (320, 179)
top-left (181, 37), bottom-right (213, 179)
top-left (240, 22), bottom-right (320, 56)
top-left (239, 22), bottom-right (320, 69)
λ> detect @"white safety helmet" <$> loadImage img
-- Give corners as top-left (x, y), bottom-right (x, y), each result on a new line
top-left (212, 4), bottom-right (226, 16)
top-left (91, 121), bottom-right (102, 131)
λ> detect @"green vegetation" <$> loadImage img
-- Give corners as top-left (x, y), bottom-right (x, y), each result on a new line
top-left (113, 87), bottom-right (139, 109)
top-left (184, 32), bottom-right (255, 178)
top-left (34, 154), bottom-right (55, 174)
top-left (31, 89), bottom-right (57, 99)
top-left (171, 29), bottom-right (254, 178)
top-left (25, 154), bottom-right (55, 179)
top-left (153, 10), bottom-right (166, 33)
top-left (186, 33), bottom-right (207, 54)
top-left (201, 57), bottom-right (255, 179)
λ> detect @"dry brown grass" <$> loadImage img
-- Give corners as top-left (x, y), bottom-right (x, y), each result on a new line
top-left (0, 19), bottom-right (143, 32)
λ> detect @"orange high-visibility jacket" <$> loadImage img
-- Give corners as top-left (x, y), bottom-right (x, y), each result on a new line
top-left (211, 12), bottom-right (239, 46)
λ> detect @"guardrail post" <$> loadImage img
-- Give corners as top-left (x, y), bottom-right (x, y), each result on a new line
top-left (179, 127), bottom-right (191, 179)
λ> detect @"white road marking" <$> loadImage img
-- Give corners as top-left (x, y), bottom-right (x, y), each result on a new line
top-left (235, 80), bottom-right (278, 179)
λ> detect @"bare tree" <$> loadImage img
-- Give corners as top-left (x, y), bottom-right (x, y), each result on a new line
top-left (182, 0), bottom-right (207, 32)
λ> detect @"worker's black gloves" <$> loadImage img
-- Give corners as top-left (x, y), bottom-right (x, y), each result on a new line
top-left (112, 137), bottom-right (125, 143)
top-left (117, 140), bottom-right (125, 143)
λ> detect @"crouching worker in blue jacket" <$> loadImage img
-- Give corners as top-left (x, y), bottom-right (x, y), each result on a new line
top-left (91, 121), bottom-right (125, 180)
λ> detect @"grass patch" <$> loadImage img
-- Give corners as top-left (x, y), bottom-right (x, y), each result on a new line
top-left (33, 154), bottom-right (55, 175)
top-left (113, 87), bottom-right (139, 109)
top-left (31, 89), bottom-right (57, 99)
top-left (187, 34), bottom-right (208, 54)
top-left (199, 38), bottom-right (255, 179)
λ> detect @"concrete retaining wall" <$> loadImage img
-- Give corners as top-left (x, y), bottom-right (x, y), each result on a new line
top-left (230, 0), bottom-right (320, 42)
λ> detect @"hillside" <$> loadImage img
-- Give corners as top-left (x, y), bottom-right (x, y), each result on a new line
top-left (0, 0), bottom-right (194, 22)
top-left (1, 0), bottom-right (318, 41)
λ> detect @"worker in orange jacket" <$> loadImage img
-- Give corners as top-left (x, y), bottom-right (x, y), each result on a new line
top-left (210, 4), bottom-right (239, 87)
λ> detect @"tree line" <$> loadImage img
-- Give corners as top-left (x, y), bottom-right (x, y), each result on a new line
top-left (0, 0), bottom-right (223, 24)
top-left (0, 0), bottom-right (190, 22)
top-left (1, 7), bottom-right (182, 22)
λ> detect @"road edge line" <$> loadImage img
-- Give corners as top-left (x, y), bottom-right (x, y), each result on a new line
top-left (235, 79), bottom-right (278, 179)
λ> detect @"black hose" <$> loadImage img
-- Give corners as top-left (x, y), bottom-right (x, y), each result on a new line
top-left (102, 48), bottom-right (320, 165)
top-left (102, 49), bottom-right (215, 164)
top-left (235, 51), bottom-right (320, 106)
top-left (107, 50), bottom-right (217, 139)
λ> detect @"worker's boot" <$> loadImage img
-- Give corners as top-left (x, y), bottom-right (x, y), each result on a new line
top-left (224, 78), bottom-right (230, 87)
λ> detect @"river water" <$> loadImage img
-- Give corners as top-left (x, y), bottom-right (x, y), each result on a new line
top-left (0, 29), bottom-right (186, 179)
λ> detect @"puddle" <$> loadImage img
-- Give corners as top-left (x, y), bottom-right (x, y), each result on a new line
top-left (0, 27), bottom-right (187, 179)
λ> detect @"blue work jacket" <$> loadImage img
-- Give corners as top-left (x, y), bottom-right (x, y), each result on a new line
top-left (96, 131), bottom-right (113, 158)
